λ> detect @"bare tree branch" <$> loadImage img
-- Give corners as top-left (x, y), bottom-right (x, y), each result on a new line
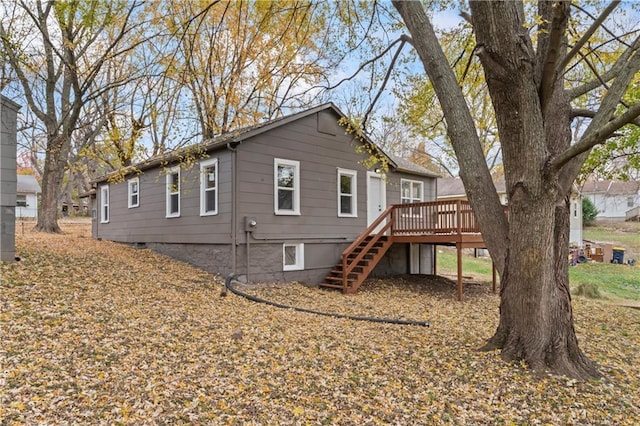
top-left (572, 108), bottom-right (640, 126)
top-left (320, 35), bottom-right (412, 91)
top-left (551, 103), bottom-right (640, 171)
top-left (571, 108), bottom-right (596, 119)
top-left (362, 38), bottom-right (408, 130)
top-left (572, 2), bottom-right (632, 49)
top-left (557, 1), bottom-right (620, 74)
top-left (567, 34), bottom-right (640, 99)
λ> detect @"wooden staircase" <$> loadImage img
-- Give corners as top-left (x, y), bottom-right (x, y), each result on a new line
top-left (319, 200), bottom-right (498, 300)
top-left (321, 206), bottom-right (394, 294)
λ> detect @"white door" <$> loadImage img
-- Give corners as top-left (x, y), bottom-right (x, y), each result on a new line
top-left (367, 172), bottom-right (387, 230)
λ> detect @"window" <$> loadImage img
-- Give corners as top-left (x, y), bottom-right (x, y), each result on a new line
top-left (128, 177), bottom-right (140, 208)
top-left (338, 168), bottom-right (357, 217)
top-left (274, 158), bottom-right (300, 215)
top-left (283, 243), bottom-right (304, 271)
top-left (628, 197), bottom-right (635, 208)
top-left (16, 194), bottom-right (27, 207)
top-left (200, 158), bottom-right (218, 216)
top-left (166, 166), bottom-right (180, 218)
top-left (100, 185), bottom-right (109, 223)
top-left (401, 179), bottom-right (424, 204)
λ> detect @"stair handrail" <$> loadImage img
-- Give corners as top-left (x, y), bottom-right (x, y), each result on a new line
top-left (341, 205), bottom-right (394, 257)
top-left (342, 205), bottom-right (395, 288)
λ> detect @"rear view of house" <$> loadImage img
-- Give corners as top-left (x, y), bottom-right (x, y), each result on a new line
top-left (91, 104), bottom-right (438, 285)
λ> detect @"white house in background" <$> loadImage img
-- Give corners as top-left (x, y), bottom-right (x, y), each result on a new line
top-left (437, 177), bottom-right (583, 245)
top-left (581, 179), bottom-right (640, 221)
top-left (16, 174), bottom-right (40, 219)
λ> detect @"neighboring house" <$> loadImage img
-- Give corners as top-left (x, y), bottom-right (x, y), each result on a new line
top-left (437, 177), bottom-right (583, 245)
top-left (16, 174), bottom-right (41, 219)
top-left (90, 103), bottom-right (439, 285)
top-left (437, 177), bottom-right (508, 205)
top-left (581, 179), bottom-right (640, 221)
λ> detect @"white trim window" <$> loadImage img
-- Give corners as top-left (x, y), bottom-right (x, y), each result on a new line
top-left (200, 158), bottom-right (218, 216)
top-left (283, 243), bottom-right (304, 271)
top-left (401, 179), bottom-right (424, 204)
top-left (128, 177), bottom-right (140, 208)
top-left (100, 185), bottom-right (109, 223)
top-left (337, 168), bottom-right (357, 217)
top-left (274, 158), bottom-right (300, 215)
top-left (166, 166), bottom-right (181, 218)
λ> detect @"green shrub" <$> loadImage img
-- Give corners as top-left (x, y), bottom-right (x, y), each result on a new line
top-left (582, 197), bottom-right (599, 225)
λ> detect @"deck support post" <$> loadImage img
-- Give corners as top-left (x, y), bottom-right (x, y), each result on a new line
top-left (433, 245), bottom-right (437, 276)
top-left (456, 243), bottom-right (462, 301)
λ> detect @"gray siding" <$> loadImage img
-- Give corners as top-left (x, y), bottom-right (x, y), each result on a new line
top-left (93, 107), bottom-right (437, 284)
top-left (385, 171), bottom-right (437, 204)
top-left (235, 111), bottom-right (370, 241)
top-left (96, 150), bottom-right (233, 244)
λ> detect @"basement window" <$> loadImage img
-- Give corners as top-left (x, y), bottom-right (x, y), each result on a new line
top-left (283, 243), bottom-right (304, 271)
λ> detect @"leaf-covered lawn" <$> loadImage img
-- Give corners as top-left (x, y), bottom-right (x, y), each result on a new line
top-left (1, 222), bottom-right (639, 424)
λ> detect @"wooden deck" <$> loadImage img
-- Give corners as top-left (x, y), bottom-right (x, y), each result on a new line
top-left (321, 200), bottom-right (500, 300)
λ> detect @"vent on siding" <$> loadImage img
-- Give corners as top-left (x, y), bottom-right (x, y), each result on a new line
top-left (317, 111), bottom-right (338, 136)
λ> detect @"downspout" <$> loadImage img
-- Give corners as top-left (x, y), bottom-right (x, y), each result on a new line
top-left (227, 141), bottom-right (240, 275)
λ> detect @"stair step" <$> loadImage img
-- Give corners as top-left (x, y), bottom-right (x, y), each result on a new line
top-left (322, 229), bottom-right (392, 294)
top-left (348, 253), bottom-right (376, 260)
top-left (320, 283), bottom-right (344, 289)
top-left (326, 274), bottom-right (359, 281)
top-left (324, 276), bottom-right (342, 282)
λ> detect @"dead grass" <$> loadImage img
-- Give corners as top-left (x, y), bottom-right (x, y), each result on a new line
top-left (1, 222), bottom-right (639, 424)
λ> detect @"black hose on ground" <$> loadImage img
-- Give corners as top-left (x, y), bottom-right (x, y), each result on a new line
top-left (224, 274), bottom-right (430, 327)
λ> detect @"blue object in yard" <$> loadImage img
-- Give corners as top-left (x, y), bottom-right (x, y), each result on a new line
top-left (612, 247), bottom-right (625, 264)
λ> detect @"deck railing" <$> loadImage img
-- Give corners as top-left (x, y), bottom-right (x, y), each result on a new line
top-left (336, 199), bottom-right (495, 291)
top-left (392, 200), bottom-right (480, 235)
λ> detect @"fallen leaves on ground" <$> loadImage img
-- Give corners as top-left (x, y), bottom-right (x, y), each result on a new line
top-left (1, 221), bottom-right (639, 424)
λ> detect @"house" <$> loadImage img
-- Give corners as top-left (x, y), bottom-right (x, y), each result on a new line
top-left (16, 174), bottom-right (41, 219)
top-left (581, 179), bottom-right (640, 221)
top-left (90, 103), bottom-right (440, 286)
top-left (437, 177), bottom-right (583, 246)
top-left (437, 177), bottom-right (508, 205)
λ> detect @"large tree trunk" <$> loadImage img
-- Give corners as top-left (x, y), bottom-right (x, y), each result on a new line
top-left (469, 0), bottom-right (599, 379)
top-left (35, 135), bottom-right (70, 233)
top-left (393, 0), bottom-right (603, 379)
top-left (480, 193), bottom-right (599, 379)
